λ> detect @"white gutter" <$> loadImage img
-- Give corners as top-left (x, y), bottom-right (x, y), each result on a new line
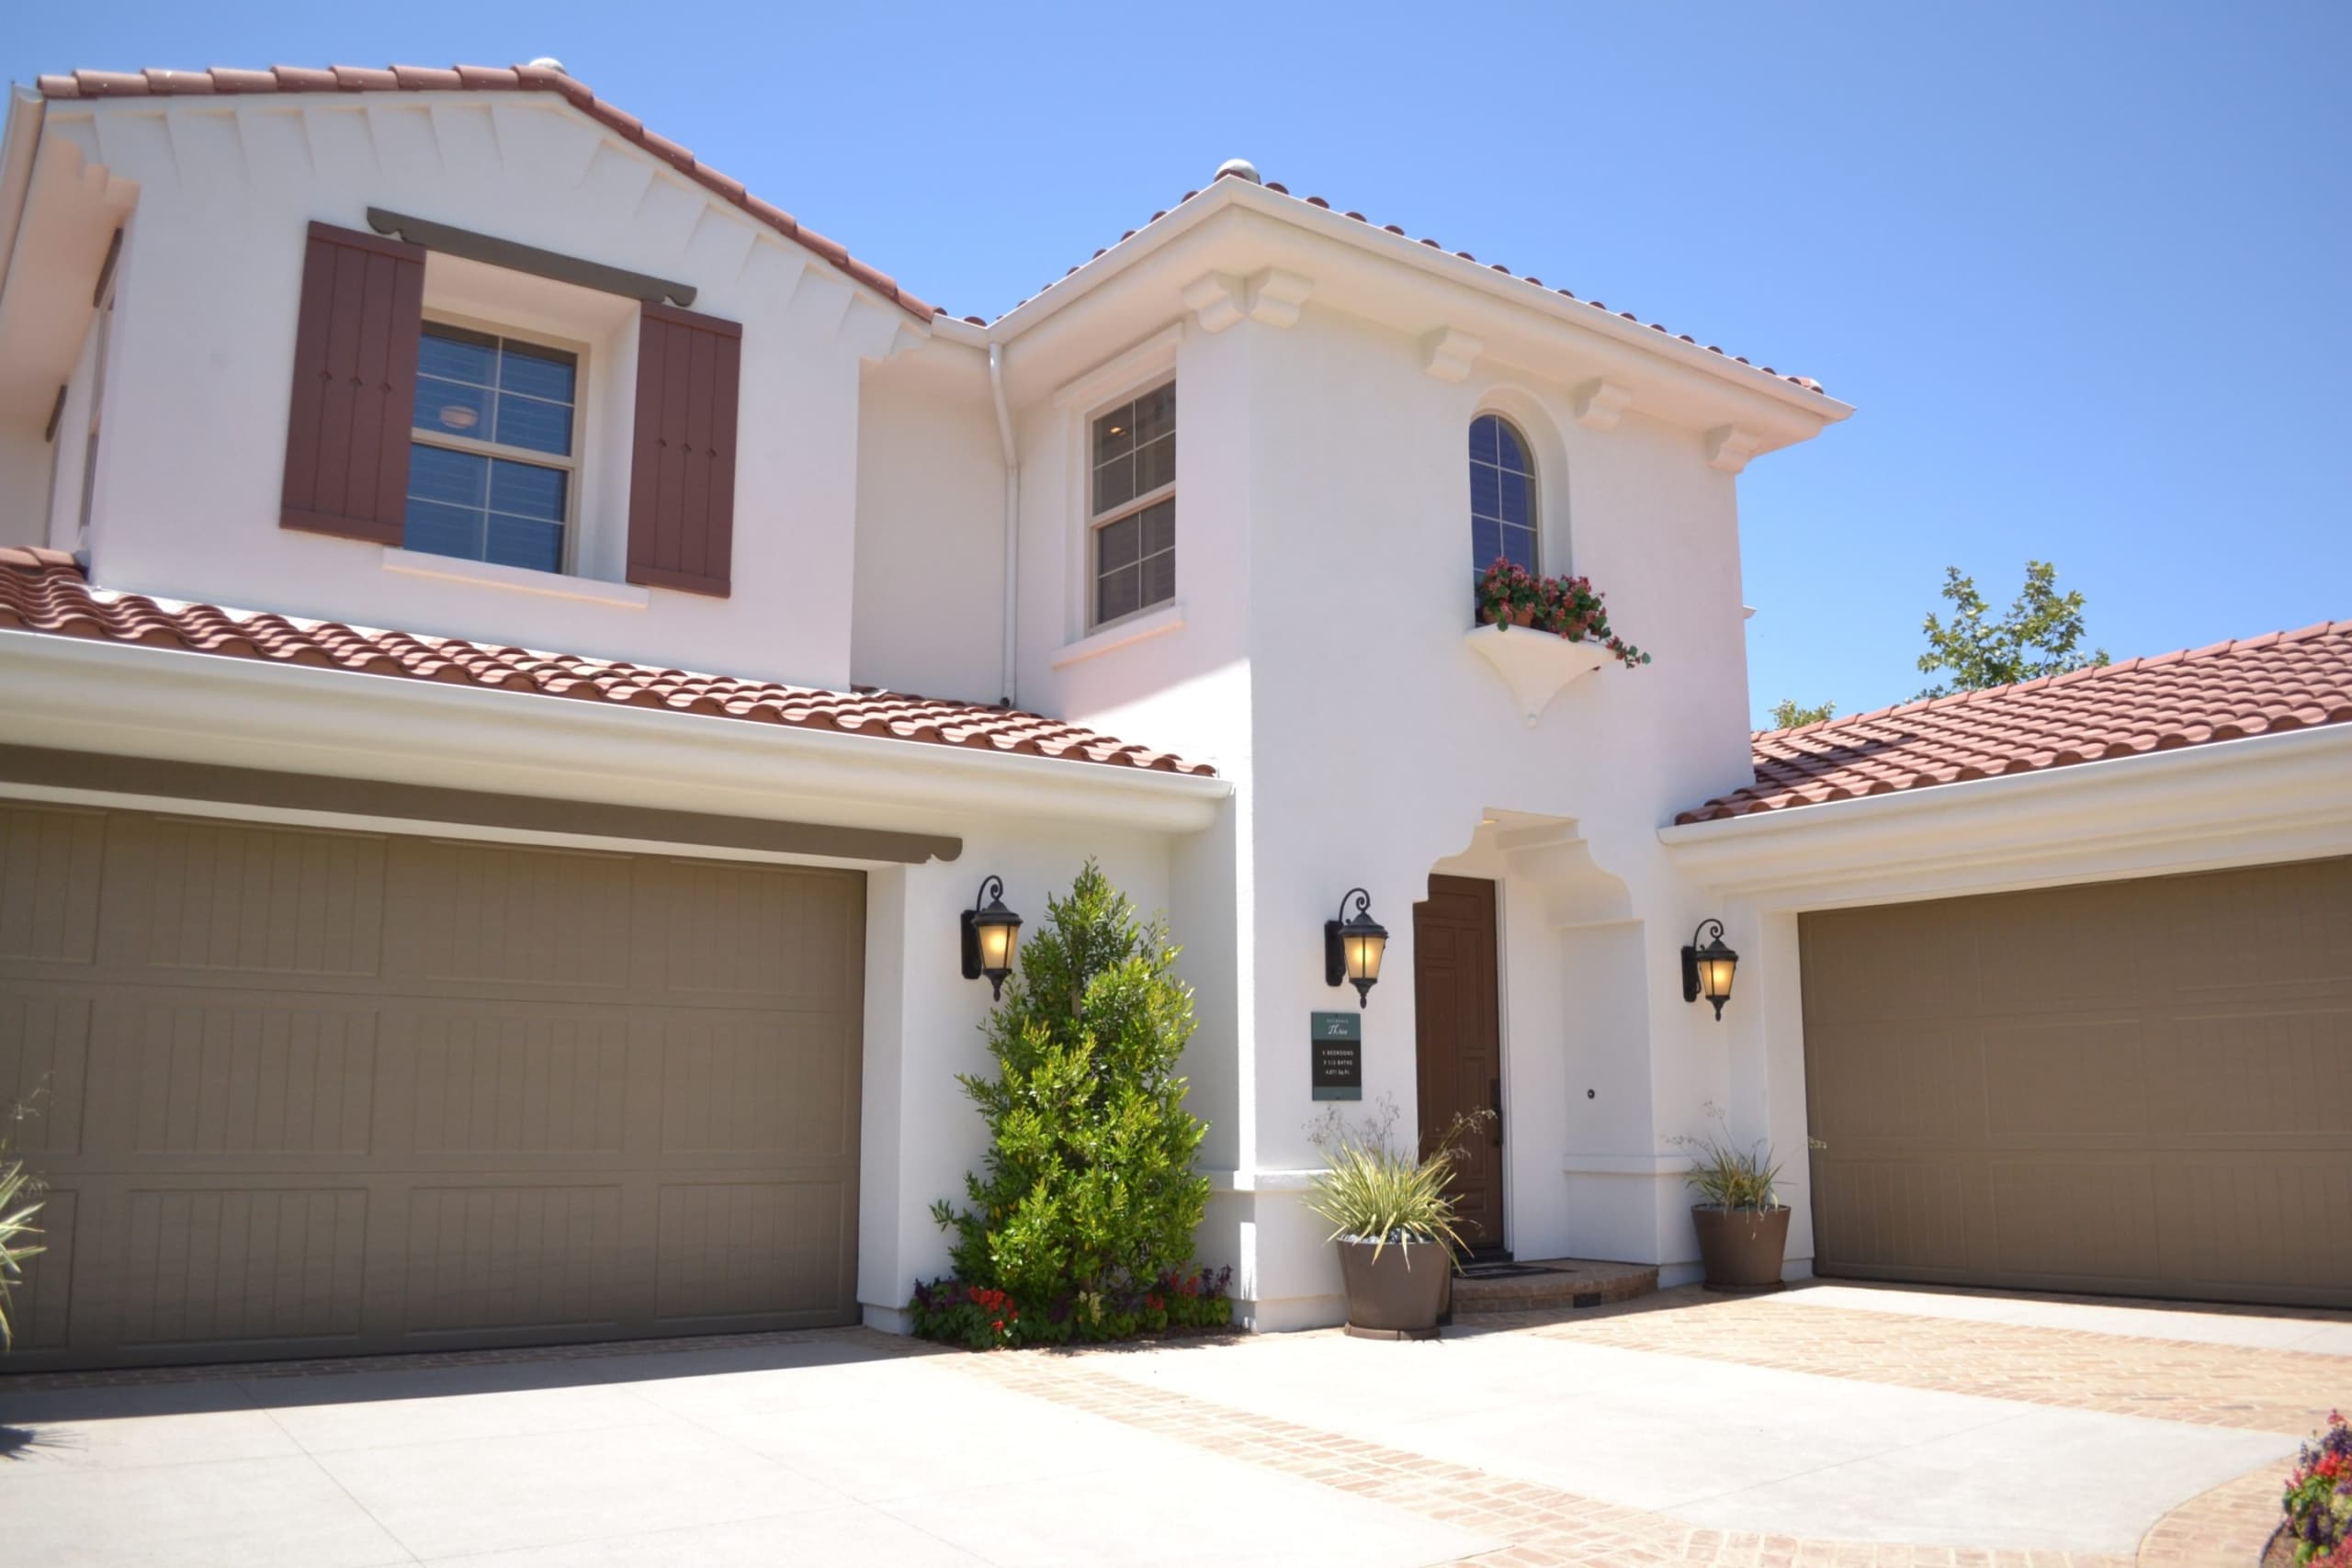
top-left (0, 631), bottom-right (1229, 836)
top-left (1659, 722), bottom-right (2352, 905)
top-left (987, 341), bottom-right (1019, 708)
top-left (0, 87), bottom-right (47, 309)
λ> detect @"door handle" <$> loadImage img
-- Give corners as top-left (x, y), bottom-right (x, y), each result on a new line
top-left (1488, 1077), bottom-right (1503, 1144)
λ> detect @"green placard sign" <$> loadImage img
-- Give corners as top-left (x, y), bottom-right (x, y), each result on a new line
top-left (1311, 1010), bottom-right (1362, 1101)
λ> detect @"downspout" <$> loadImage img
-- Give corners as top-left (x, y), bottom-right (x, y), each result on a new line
top-left (987, 341), bottom-right (1019, 709)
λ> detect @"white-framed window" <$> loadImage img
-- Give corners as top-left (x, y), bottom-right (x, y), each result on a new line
top-left (1088, 379), bottom-right (1175, 627)
top-left (1469, 412), bottom-right (1538, 593)
top-left (405, 320), bottom-right (583, 575)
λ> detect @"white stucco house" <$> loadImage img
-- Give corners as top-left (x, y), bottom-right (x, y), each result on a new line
top-left (0, 62), bottom-right (2345, 1371)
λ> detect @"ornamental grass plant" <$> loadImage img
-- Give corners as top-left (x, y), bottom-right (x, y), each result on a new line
top-left (0, 1099), bottom-right (47, 1350)
top-left (1668, 1101), bottom-right (1790, 1212)
top-left (1303, 1097), bottom-right (1490, 1264)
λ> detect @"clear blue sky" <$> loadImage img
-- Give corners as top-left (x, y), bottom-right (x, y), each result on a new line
top-left (15, 3), bottom-right (2347, 728)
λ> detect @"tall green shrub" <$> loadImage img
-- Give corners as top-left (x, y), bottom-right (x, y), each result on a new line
top-left (931, 861), bottom-right (1210, 1307)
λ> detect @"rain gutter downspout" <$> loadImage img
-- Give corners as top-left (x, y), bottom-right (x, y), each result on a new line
top-left (988, 342), bottom-right (1019, 708)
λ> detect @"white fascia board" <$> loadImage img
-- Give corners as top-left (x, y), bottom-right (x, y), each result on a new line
top-left (982, 177), bottom-right (1852, 430)
top-left (1659, 722), bottom-right (2352, 908)
top-left (0, 88), bottom-right (45, 298)
top-left (0, 630), bottom-right (1230, 836)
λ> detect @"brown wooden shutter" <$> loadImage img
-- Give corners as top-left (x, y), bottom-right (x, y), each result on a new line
top-left (278, 221), bottom-right (425, 544)
top-left (627, 303), bottom-right (741, 597)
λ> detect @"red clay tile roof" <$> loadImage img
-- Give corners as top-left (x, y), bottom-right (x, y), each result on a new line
top-left (0, 548), bottom-right (1214, 777)
top-left (995, 170), bottom-right (1834, 399)
top-left (34, 64), bottom-right (938, 322)
top-left (1678, 622), bottom-right (2352, 824)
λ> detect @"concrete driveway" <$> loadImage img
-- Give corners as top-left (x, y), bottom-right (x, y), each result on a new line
top-left (2, 1280), bottom-right (2344, 1566)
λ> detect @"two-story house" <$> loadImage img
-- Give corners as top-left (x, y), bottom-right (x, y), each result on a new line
top-left (2, 62), bottom-right (2346, 1370)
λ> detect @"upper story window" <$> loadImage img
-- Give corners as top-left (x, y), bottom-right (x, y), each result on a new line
top-left (406, 323), bottom-right (581, 575)
top-left (1090, 380), bottom-right (1175, 626)
top-left (1469, 412), bottom-right (1538, 590)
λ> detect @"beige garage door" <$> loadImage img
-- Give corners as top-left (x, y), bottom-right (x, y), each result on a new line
top-left (1801, 856), bottom-right (2352, 1309)
top-left (0, 802), bottom-right (865, 1370)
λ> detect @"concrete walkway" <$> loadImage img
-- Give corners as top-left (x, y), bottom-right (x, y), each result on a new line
top-left (1, 1280), bottom-right (2343, 1566)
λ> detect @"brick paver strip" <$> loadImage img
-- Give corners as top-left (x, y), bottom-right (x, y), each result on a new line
top-left (956, 1341), bottom-right (2153, 1568)
top-left (1509, 1291), bottom-right (2352, 1437)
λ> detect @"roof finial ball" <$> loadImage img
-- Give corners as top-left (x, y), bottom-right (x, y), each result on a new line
top-left (1214, 158), bottom-right (1261, 185)
top-left (527, 57), bottom-right (568, 75)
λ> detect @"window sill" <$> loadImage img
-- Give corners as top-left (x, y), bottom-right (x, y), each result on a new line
top-left (1051, 601), bottom-right (1186, 669)
top-left (379, 547), bottom-right (651, 609)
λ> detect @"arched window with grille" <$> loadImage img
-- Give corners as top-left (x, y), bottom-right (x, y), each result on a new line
top-left (1469, 413), bottom-right (1538, 599)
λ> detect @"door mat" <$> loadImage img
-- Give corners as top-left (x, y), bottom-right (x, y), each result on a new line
top-left (1456, 1261), bottom-right (1557, 1280)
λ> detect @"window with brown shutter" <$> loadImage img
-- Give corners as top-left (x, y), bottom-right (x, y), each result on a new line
top-left (279, 222), bottom-right (426, 543)
top-left (627, 303), bottom-right (741, 598)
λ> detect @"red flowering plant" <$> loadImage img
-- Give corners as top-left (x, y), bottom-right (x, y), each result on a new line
top-left (2283, 1411), bottom-right (2352, 1565)
top-left (1476, 558), bottom-right (1651, 668)
top-left (908, 1266), bottom-right (1233, 1349)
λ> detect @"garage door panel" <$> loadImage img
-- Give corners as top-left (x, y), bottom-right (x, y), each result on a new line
top-left (1803, 856), bottom-right (2352, 1308)
top-left (0, 987), bottom-right (91, 1156)
top-left (117, 817), bottom-right (389, 978)
top-left (646, 858), bottom-right (864, 1008)
top-left (1983, 1015), bottom-right (2149, 1141)
top-left (654, 1180), bottom-right (848, 1325)
top-left (2157, 1157), bottom-right (2352, 1298)
top-left (112, 1186), bottom-right (370, 1348)
top-left (1804, 1016), bottom-right (1986, 1145)
top-left (1811, 1156), bottom-right (1985, 1277)
top-left (1800, 906), bottom-right (1982, 1022)
top-left (401, 1184), bottom-right (628, 1337)
top-left (2150, 1006), bottom-right (2352, 1139)
top-left (0, 804), bottom-right (104, 964)
top-left (1987, 1158), bottom-right (2160, 1287)
top-left (122, 997), bottom-right (379, 1157)
top-left (382, 839), bottom-right (638, 994)
top-left (396, 1006), bottom-right (632, 1157)
top-left (0, 805), bottom-right (865, 1369)
top-left (658, 1012), bottom-right (854, 1157)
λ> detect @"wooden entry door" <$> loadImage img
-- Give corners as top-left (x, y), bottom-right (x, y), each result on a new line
top-left (1414, 875), bottom-right (1505, 1254)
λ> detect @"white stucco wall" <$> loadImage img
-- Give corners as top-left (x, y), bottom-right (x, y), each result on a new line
top-left (43, 93), bottom-right (920, 689)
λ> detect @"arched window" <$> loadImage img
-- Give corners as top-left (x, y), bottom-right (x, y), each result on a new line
top-left (1469, 413), bottom-right (1538, 591)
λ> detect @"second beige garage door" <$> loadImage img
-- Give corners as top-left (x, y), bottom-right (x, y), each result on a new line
top-left (1801, 856), bottom-right (2352, 1309)
top-left (0, 802), bottom-right (865, 1370)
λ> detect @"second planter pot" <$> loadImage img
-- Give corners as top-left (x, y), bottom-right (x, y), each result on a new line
top-left (1690, 1204), bottom-right (1791, 1292)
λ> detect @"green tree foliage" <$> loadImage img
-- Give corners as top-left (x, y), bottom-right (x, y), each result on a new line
top-left (1916, 560), bottom-right (2108, 699)
top-left (1768, 698), bottom-right (1837, 730)
top-left (932, 861), bottom-right (1210, 1308)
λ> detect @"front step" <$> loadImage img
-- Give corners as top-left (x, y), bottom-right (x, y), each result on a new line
top-left (1451, 1257), bottom-right (1657, 1315)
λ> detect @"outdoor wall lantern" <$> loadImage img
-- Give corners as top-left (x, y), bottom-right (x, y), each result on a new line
top-left (1325, 888), bottom-right (1389, 1007)
top-left (961, 876), bottom-right (1023, 999)
top-left (1681, 919), bottom-right (1739, 1021)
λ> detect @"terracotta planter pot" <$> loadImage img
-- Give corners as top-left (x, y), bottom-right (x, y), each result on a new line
top-left (1690, 1204), bottom-right (1791, 1292)
top-left (1336, 1236), bottom-right (1453, 1339)
top-left (1486, 604), bottom-right (1540, 629)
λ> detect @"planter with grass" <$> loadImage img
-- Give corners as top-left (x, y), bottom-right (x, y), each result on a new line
top-left (1672, 1107), bottom-right (1794, 1293)
top-left (1305, 1100), bottom-right (1490, 1340)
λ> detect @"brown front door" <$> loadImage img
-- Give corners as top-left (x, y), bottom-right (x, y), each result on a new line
top-left (1414, 874), bottom-right (1505, 1254)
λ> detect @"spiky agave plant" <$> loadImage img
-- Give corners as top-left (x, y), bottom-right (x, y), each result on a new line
top-left (0, 1105), bottom-right (46, 1350)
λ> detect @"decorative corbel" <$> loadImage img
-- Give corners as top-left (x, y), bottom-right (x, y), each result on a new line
top-left (1420, 327), bottom-right (1484, 383)
top-left (1571, 378), bottom-right (1633, 432)
top-left (1244, 268), bottom-right (1314, 327)
top-left (1705, 424), bottom-right (1762, 475)
top-left (1181, 272), bottom-right (1248, 333)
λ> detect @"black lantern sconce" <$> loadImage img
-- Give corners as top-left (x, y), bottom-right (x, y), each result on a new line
top-left (961, 876), bottom-right (1023, 999)
top-left (1681, 919), bottom-right (1739, 1021)
top-left (1324, 887), bottom-right (1389, 1007)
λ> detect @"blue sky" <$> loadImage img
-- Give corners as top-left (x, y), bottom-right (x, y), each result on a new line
top-left (14, 3), bottom-right (2347, 728)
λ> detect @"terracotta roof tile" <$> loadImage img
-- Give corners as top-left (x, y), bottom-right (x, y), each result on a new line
top-left (34, 64), bottom-right (938, 322)
top-left (0, 548), bottom-right (1213, 778)
top-left (1000, 171), bottom-right (1831, 398)
top-left (1677, 622), bottom-right (2352, 823)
